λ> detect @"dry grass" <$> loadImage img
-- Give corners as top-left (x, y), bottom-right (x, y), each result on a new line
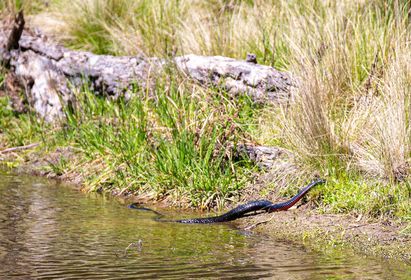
top-left (272, 0), bottom-right (411, 182)
top-left (0, 0), bottom-right (50, 15)
top-left (349, 51), bottom-right (411, 181)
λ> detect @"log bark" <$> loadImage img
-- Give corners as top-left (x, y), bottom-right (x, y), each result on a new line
top-left (0, 16), bottom-right (294, 121)
top-left (235, 144), bottom-right (290, 169)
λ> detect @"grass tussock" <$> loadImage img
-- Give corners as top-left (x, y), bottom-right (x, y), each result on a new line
top-left (0, 0), bottom-right (410, 218)
top-left (67, 78), bottom-right (258, 208)
top-left (0, 74), bottom-right (258, 209)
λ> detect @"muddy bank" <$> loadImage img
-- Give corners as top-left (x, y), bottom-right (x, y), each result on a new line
top-left (236, 204), bottom-right (411, 264)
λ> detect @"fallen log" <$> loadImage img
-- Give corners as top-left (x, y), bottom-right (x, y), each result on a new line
top-left (0, 13), bottom-right (294, 121)
top-left (235, 144), bottom-right (291, 169)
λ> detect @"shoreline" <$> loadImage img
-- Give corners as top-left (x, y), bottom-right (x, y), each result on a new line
top-left (3, 148), bottom-right (410, 265)
top-left (236, 206), bottom-right (411, 265)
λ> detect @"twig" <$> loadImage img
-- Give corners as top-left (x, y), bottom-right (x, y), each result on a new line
top-left (344, 222), bottom-right (379, 231)
top-left (116, 240), bottom-right (143, 258)
top-left (244, 215), bottom-right (276, 230)
top-left (0, 142), bottom-right (39, 154)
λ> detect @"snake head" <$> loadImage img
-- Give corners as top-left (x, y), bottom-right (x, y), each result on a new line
top-left (315, 178), bottom-right (326, 184)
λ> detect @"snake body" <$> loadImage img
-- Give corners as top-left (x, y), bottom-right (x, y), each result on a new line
top-left (129, 179), bottom-right (325, 224)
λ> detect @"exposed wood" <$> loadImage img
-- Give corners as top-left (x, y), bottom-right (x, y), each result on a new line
top-left (2, 11), bottom-right (25, 66)
top-left (235, 144), bottom-right (290, 169)
top-left (0, 13), bottom-right (295, 121)
top-left (174, 55), bottom-right (294, 102)
top-left (5, 11), bottom-right (25, 51)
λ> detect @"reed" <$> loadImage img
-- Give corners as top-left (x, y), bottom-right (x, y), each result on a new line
top-left (55, 76), bottom-right (256, 208)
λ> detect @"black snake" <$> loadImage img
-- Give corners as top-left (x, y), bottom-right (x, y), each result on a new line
top-left (129, 179), bottom-right (325, 224)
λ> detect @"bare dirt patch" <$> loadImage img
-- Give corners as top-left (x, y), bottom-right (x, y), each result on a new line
top-left (236, 204), bottom-right (411, 264)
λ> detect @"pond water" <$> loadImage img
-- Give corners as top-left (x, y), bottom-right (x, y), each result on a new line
top-left (0, 172), bottom-right (410, 279)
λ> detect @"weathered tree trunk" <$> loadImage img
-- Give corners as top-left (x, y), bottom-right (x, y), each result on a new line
top-left (235, 144), bottom-right (290, 169)
top-left (0, 14), bottom-right (294, 121)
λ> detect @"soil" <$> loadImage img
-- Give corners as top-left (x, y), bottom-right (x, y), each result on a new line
top-left (236, 204), bottom-right (411, 264)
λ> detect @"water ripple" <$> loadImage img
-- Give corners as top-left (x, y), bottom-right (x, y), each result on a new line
top-left (0, 172), bottom-right (410, 279)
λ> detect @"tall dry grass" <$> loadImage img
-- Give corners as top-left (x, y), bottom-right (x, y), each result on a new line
top-left (272, 1), bottom-right (411, 183)
top-left (348, 51), bottom-right (411, 181)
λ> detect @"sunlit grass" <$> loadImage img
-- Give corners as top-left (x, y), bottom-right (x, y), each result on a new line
top-left (319, 173), bottom-right (411, 218)
top-left (54, 76), bottom-right (257, 208)
top-left (0, 71), bottom-right (4, 90)
top-left (0, 97), bottom-right (45, 148)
